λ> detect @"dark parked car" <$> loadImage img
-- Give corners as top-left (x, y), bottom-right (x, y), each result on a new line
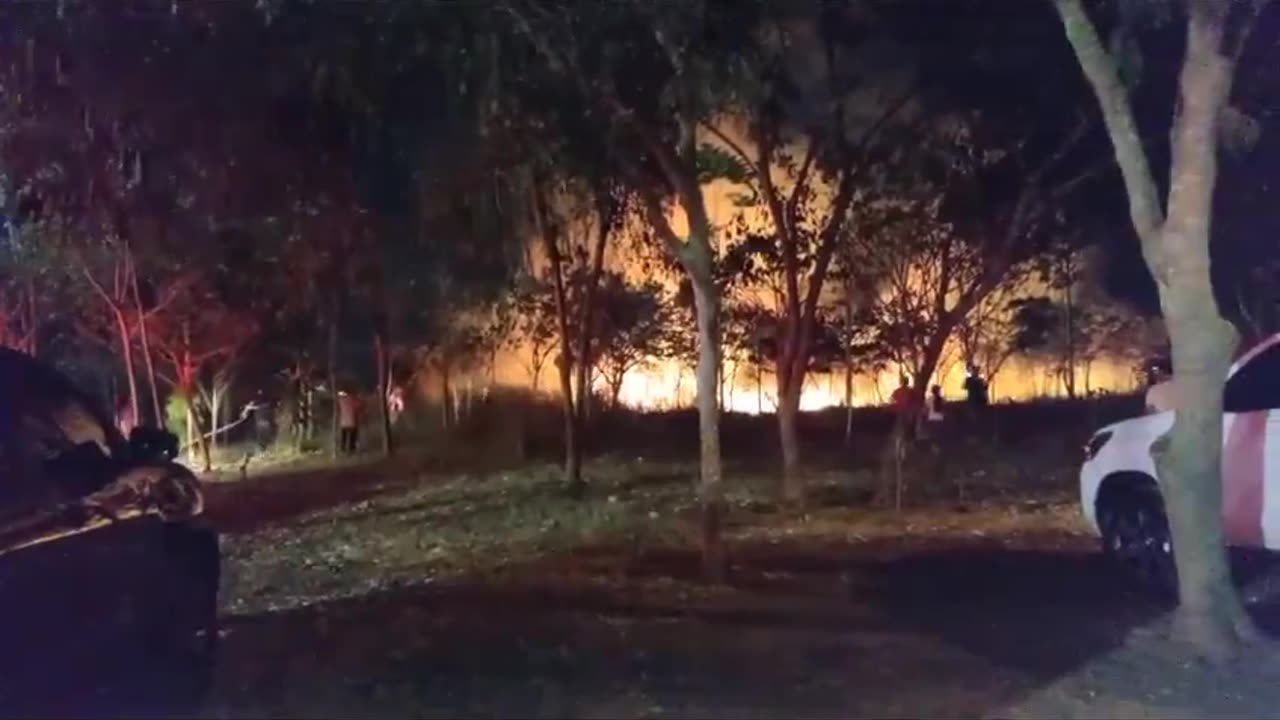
top-left (0, 349), bottom-right (219, 716)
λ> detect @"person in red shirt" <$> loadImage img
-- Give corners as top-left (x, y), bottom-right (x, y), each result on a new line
top-left (890, 375), bottom-right (918, 440)
top-left (337, 389), bottom-right (362, 455)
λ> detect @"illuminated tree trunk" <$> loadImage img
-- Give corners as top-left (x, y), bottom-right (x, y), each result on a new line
top-left (180, 322), bottom-right (212, 472)
top-left (375, 331), bottom-right (394, 457)
top-left (209, 383), bottom-right (221, 450)
top-left (113, 308), bottom-right (140, 432)
top-left (438, 355), bottom-right (453, 429)
top-left (690, 270), bottom-right (725, 581)
top-left (536, 191), bottom-right (583, 495)
top-left (1055, 0), bottom-right (1262, 659)
top-left (127, 246), bottom-right (164, 428)
top-left (1063, 268), bottom-right (1078, 399)
top-left (328, 317), bottom-right (339, 460)
top-left (844, 360), bottom-right (855, 449)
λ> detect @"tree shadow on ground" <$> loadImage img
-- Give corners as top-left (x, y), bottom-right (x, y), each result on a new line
top-left (570, 538), bottom-right (1172, 679)
top-left (209, 578), bottom-right (1025, 719)
top-left (204, 535), bottom-right (1196, 719)
top-left (847, 547), bottom-right (1172, 680)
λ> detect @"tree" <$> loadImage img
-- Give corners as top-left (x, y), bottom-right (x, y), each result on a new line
top-left (1051, 0), bottom-right (1271, 658)
top-left (497, 0), bottom-right (753, 579)
top-left (953, 287), bottom-right (1021, 398)
top-left (1010, 296), bottom-right (1086, 395)
top-left (526, 171), bottom-right (626, 494)
top-left (509, 276), bottom-right (559, 393)
top-left (0, 1), bottom-right (312, 434)
top-left (592, 274), bottom-right (667, 408)
top-left (150, 281), bottom-right (258, 471)
top-left (701, 3), bottom-right (915, 505)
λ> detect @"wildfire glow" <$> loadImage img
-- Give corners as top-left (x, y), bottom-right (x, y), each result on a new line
top-left (419, 127), bottom-right (1149, 413)
top-left (428, 345), bottom-right (1144, 415)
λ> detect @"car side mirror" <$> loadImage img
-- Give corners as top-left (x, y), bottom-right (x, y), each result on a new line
top-left (128, 426), bottom-right (180, 463)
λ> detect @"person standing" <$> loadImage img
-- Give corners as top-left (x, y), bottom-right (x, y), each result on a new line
top-left (963, 365), bottom-right (989, 410)
top-left (923, 383), bottom-right (952, 493)
top-left (890, 376), bottom-right (918, 431)
top-left (925, 384), bottom-right (945, 426)
top-left (251, 391), bottom-right (275, 451)
top-left (337, 389), bottom-right (361, 455)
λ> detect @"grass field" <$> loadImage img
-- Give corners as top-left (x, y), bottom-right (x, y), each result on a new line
top-left (178, 392), bottom-right (1280, 718)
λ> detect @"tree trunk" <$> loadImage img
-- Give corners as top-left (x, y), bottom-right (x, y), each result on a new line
top-left (554, 352), bottom-right (581, 494)
top-left (193, 393), bottom-right (212, 472)
top-left (843, 355), bottom-right (855, 448)
top-left (185, 397), bottom-right (196, 465)
top-left (536, 190), bottom-right (584, 495)
top-left (440, 360), bottom-right (452, 429)
top-left (113, 309), bottom-right (140, 431)
top-left (128, 250), bottom-right (164, 428)
top-left (690, 272), bottom-right (726, 583)
top-left (573, 216), bottom-right (609, 490)
top-left (747, 361), bottom-right (757, 412)
top-left (303, 377), bottom-right (315, 443)
top-left (610, 376), bottom-right (624, 409)
top-left (777, 370), bottom-right (804, 507)
top-left (530, 356), bottom-right (543, 395)
top-left (185, 387), bottom-right (212, 473)
top-left (328, 318), bottom-right (339, 460)
top-left (1154, 7), bottom-right (1255, 657)
top-left (1054, 0), bottom-right (1258, 659)
top-left (209, 383), bottom-right (222, 450)
top-left (375, 331), bottom-right (394, 457)
top-left (717, 358), bottom-right (726, 411)
top-left (1063, 272), bottom-right (1077, 399)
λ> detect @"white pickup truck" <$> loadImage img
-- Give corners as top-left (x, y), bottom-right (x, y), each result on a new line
top-left (1080, 332), bottom-right (1280, 592)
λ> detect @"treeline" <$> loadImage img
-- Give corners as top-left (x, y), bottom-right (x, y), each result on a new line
top-left (0, 1), bottom-right (1277, 602)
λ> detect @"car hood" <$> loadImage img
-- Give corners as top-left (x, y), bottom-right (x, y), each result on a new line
top-left (0, 463), bottom-right (203, 559)
top-left (1093, 409), bottom-right (1174, 438)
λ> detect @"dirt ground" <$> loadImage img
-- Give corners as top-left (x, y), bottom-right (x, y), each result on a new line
top-left (191, 454), bottom-right (1280, 720)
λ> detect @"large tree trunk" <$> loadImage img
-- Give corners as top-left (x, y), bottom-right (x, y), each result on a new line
top-left (1154, 6), bottom-right (1255, 658)
top-left (375, 331), bottom-right (394, 457)
top-left (1054, 0), bottom-right (1259, 659)
top-left (690, 272), bottom-right (726, 582)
